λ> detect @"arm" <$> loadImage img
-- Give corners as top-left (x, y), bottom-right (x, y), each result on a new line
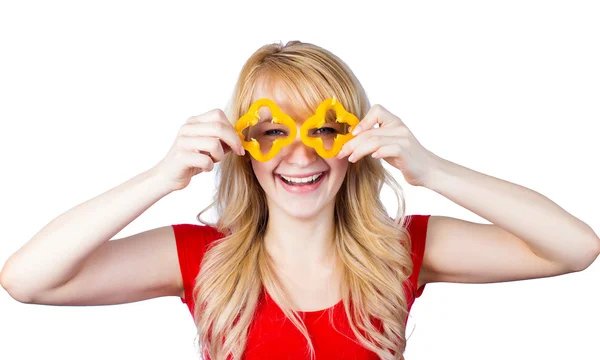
top-left (0, 168), bottom-right (174, 302)
top-left (418, 156), bottom-right (600, 288)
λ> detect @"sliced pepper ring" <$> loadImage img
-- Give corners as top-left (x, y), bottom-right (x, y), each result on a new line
top-left (235, 98), bottom-right (297, 162)
top-left (300, 98), bottom-right (360, 158)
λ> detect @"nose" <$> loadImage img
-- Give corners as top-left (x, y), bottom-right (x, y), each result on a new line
top-left (280, 125), bottom-right (318, 165)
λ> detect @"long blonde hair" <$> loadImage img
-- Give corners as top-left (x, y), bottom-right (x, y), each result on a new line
top-left (192, 40), bottom-right (413, 360)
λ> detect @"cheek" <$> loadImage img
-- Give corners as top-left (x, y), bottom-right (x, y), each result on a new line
top-left (327, 159), bottom-right (349, 179)
top-left (250, 159), bottom-right (276, 180)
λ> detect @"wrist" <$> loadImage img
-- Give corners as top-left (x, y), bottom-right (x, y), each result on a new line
top-left (144, 167), bottom-right (177, 196)
top-left (422, 153), bottom-right (451, 190)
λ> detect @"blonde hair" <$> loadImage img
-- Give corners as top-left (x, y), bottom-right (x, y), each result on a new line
top-left (192, 40), bottom-right (413, 360)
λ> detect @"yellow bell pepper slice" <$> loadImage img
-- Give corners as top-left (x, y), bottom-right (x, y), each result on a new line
top-left (235, 98), bottom-right (297, 162)
top-left (300, 98), bottom-right (359, 158)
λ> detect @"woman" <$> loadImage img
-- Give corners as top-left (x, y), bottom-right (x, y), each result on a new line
top-left (1, 41), bottom-right (598, 360)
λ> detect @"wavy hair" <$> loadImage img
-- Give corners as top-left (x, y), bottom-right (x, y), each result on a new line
top-left (192, 40), bottom-right (414, 360)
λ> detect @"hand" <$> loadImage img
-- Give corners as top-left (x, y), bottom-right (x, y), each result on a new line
top-left (336, 104), bottom-right (440, 187)
top-left (151, 109), bottom-right (245, 191)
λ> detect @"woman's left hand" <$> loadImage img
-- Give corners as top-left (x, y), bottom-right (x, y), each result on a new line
top-left (336, 104), bottom-right (441, 187)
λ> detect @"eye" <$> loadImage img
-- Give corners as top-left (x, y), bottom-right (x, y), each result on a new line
top-left (264, 129), bottom-right (287, 136)
top-left (313, 127), bottom-right (337, 135)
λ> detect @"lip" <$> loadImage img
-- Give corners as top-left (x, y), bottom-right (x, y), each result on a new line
top-left (276, 171), bottom-right (327, 178)
top-left (276, 171), bottom-right (327, 194)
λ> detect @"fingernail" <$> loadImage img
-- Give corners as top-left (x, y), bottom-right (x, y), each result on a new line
top-left (238, 146), bottom-right (245, 155)
top-left (337, 150), bottom-right (346, 159)
top-left (351, 126), bottom-right (360, 136)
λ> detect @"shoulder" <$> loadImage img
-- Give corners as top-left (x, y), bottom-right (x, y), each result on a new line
top-left (171, 223), bottom-right (226, 306)
top-left (170, 223), bottom-right (226, 274)
top-left (403, 214), bottom-right (432, 298)
top-left (171, 223), bottom-right (226, 246)
top-left (402, 214), bottom-right (432, 255)
top-left (404, 214), bottom-right (431, 234)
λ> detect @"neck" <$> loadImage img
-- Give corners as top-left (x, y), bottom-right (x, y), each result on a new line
top-left (263, 203), bottom-right (337, 268)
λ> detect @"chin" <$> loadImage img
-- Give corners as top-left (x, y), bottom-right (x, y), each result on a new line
top-left (270, 197), bottom-right (333, 221)
top-left (283, 207), bottom-right (323, 220)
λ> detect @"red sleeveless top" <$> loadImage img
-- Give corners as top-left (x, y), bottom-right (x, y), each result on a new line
top-left (172, 214), bottom-right (430, 359)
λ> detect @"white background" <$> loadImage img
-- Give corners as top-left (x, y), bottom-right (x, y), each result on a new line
top-left (1, 1), bottom-right (599, 359)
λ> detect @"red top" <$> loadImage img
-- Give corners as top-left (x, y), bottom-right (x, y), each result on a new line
top-left (172, 214), bottom-right (430, 359)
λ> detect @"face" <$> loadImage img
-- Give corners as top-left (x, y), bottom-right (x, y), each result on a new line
top-left (246, 80), bottom-right (349, 220)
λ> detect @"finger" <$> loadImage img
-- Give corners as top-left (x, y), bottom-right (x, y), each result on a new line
top-left (183, 152), bottom-right (215, 172)
top-left (337, 126), bottom-right (401, 159)
top-left (185, 109), bottom-right (244, 154)
top-left (347, 136), bottom-right (399, 163)
top-left (342, 126), bottom-right (406, 152)
top-left (352, 104), bottom-right (401, 136)
top-left (179, 135), bottom-right (226, 163)
top-left (371, 143), bottom-right (403, 159)
top-left (337, 131), bottom-right (370, 159)
top-left (180, 121), bottom-right (244, 155)
top-left (186, 109), bottom-right (230, 126)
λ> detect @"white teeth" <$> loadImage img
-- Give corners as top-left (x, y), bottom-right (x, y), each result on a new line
top-left (281, 172), bottom-right (323, 184)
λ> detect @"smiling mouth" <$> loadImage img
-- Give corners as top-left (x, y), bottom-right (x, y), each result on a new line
top-left (277, 172), bottom-right (326, 186)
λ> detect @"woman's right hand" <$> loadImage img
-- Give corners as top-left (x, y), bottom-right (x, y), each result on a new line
top-left (151, 109), bottom-right (246, 191)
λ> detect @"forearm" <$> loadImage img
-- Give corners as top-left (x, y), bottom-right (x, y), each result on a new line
top-left (0, 168), bottom-right (173, 297)
top-left (423, 155), bottom-right (600, 269)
